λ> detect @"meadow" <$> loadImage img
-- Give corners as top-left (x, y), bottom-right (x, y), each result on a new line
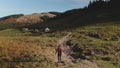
top-left (0, 21), bottom-right (120, 68)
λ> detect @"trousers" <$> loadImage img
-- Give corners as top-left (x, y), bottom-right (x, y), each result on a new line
top-left (58, 54), bottom-right (62, 63)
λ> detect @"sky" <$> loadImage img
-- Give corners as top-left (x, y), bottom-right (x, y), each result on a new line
top-left (0, 0), bottom-right (91, 17)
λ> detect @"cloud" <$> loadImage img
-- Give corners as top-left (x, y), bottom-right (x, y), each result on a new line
top-left (70, 0), bottom-right (91, 8)
top-left (49, 0), bottom-right (90, 3)
top-left (72, 0), bottom-right (90, 4)
top-left (0, 8), bottom-right (41, 13)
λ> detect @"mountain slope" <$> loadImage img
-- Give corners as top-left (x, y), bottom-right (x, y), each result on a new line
top-left (0, 0), bottom-right (120, 68)
top-left (0, 13), bottom-right (56, 30)
top-left (26, 0), bottom-right (120, 31)
top-left (16, 13), bottom-right (56, 26)
top-left (30, 8), bottom-right (120, 31)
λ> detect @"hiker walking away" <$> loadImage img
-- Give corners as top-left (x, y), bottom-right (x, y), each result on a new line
top-left (55, 45), bottom-right (62, 63)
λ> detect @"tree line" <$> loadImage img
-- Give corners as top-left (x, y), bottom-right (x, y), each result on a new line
top-left (87, 0), bottom-right (120, 10)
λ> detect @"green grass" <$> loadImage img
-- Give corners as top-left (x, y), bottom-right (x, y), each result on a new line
top-left (0, 29), bottom-right (32, 36)
top-left (0, 28), bottom-right (64, 68)
top-left (95, 60), bottom-right (119, 68)
top-left (0, 21), bottom-right (120, 68)
top-left (69, 22), bottom-right (120, 68)
top-left (0, 28), bottom-right (75, 68)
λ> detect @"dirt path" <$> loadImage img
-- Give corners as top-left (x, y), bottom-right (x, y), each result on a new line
top-left (54, 32), bottom-right (101, 68)
top-left (55, 32), bottom-right (74, 64)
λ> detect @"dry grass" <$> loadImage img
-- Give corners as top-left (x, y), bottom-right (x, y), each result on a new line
top-left (0, 37), bottom-right (41, 61)
top-left (16, 13), bottom-right (56, 25)
top-left (0, 34), bottom-right (58, 68)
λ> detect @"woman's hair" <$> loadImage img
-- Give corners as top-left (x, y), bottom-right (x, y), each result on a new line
top-left (58, 45), bottom-right (61, 47)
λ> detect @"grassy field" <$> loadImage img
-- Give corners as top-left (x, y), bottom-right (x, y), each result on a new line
top-left (0, 29), bottom-right (61, 68)
top-left (69, 22), bottom-right (120, 68)
top-left (0, 21), bottom-right (120, 68)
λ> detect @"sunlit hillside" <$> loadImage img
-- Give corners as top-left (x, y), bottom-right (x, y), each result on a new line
top-left (0, 0), bottom-right (120, 68)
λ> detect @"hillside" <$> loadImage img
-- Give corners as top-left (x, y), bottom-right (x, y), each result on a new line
top-left (0, 12), bottom-right (56, 30)
top-left (0, 14), bottom-right (23, 21)
top-left (0, 0), bottom-right (120, 68)
top-left (26, 0), bottom-right (120, 31)
top-left (16, 13), bottom-right (56, 26)
top-left (0, 22), bottom-right (120, 68)
top-left (29, 8), bottom-right (120, 31)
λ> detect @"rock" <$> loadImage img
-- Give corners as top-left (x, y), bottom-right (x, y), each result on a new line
top-left (85, 56), bottom-right (90, 59)
top-left (73, 58), bottom-right (81, 63)
top-left (88, 33), bottom-right (100, 38)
